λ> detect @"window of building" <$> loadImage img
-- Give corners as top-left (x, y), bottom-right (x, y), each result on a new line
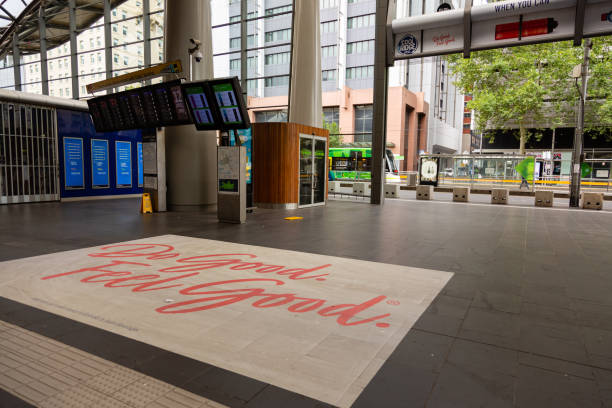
top-left (122, 26), bottom-right (127, 36)
top-left (464, 113), bottom-right (471, 118)
top-left (320, 20), bottom-right (337, 33)
top-left (322, 69), bottom-right (337, 81)
top-left (320, 0), bottom-right (338, 8)
top-left (113, 25), bottom-right (117, 32)
top-left (90, 54), bottom-right (95, 63)
top-left (112, 9), bottom-right (117, 16)
top-left (59, 88), bottom-right (63, 96)
top-left (255, 110), bottom-right (288, 122)
top-left (321, 45), bottom-right (337, 57)
top-left (264, 75), bottom-right (289, 87)
top-left (229, 34), bottom-right (257, 48)
top-left (265, 5), bottom-right (291, 16)
top-left (137, 31), bottom-right (142, 40)
top-left (463, 124), bottom-right (471, 129)
top-left (113, 54), bottom-right (119, 63)
top-left (123, 56), bottom-right (129, 66)
top-left (96, 37), bottom-right (101, 46)
top-left (354, 105), bottom-right (373, 142)
top-left (346, 65), bottom-right (374, 79)
top-left (113, 38), bottom-right (119, 46)
top-left (79, 40), bottom-right (84, 50)
top-left (265, 52), bottom-right (290, 65)
top-left (347, 39), bottom-right (374, 54)
top-left (323, 107), bottom-right (339, 127)
top-left (158, 53), bottom-right (163, 61)
top-left (230, 59), bottom-right (240, 70)
top-left (122, 10), bottom-right (127, 19)
top-left (89, 38), bottom-right (94, 48)
top-left (347, 14), bottom-right (375, 29)
top-left (265, 29), bottom-right (291, 43)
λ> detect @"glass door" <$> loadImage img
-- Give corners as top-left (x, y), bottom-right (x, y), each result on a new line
top-left (313, 138), bottom-right (326, 204)
top-left (299, 137), bottom-right (313, 206)
top-left (299, 135), bottom-right (327, 207)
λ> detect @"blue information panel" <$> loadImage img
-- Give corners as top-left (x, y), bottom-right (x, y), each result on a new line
top-left (115, 141), bottom-right (132, 187)
top-left (137, 142), bottom-right (144, 187)
top-left (63, 137), bottom-right (84, 189)
top-left (91, 139), bottom-right (109, 188)
top-left (230, 128), bottom-right (252, 184)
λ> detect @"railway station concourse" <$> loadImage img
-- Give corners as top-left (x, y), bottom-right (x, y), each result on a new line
top-left (1, 0), bottom-right (612, 407)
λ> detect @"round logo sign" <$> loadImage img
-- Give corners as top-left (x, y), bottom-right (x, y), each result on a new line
top-left (397, 34), bottom-right (419, 55)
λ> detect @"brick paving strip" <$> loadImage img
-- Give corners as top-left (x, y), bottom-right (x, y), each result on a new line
top-left (0, 320), bottom-right (227, 408)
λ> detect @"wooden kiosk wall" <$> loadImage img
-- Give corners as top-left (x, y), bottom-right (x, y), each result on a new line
top-left (252, 122), bottom-right (329, 208)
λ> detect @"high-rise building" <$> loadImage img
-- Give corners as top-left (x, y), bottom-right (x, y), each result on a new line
top-left (19, 0), bottom-right (164, 99)
top-left (223, 0), bottom-right (465, 170)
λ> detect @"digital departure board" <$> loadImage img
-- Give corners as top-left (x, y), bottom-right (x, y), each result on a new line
top-left (182, 84), bottom-right (218, 130)
top-left (208, 77), bottom-right (250, 130)
top-left (182, 77), bottom-right (250, 131)
top-left (87, 80), bottom-right (193, 132)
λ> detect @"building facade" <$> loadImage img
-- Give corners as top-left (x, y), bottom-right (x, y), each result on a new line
top-left (225, 0), bottom-right (464, 170)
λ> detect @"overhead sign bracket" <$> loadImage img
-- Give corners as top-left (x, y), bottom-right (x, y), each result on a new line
top-left (573, 0), bottom-right (586, 45)
top-left (463, 0), bottom-right (473, 58)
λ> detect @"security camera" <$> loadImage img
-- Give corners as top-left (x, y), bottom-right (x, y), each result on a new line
top-left (194, 51), bottom-right (203, 63)
top-left (189, 38), bottom-right (201, 46)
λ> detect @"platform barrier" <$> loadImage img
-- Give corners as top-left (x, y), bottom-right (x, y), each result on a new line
top-left (535, 191), bottom-right (554, 207)
top-left (416, 185), bottom-right (432, 200)
top-left (491, 188), bottom-right (508, 205)
top-left (582, 192), bottom-right (603, 210)
top-left (452, 187), bottom-right (470, 202)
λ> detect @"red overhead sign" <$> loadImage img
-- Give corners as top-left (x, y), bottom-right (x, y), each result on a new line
top-left (391, 0), bottom-right (612, 60)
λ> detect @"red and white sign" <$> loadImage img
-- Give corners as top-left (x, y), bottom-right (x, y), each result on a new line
top-left (391, 0), bottom-right (612, 60)
top-left (0, 235), bottom-right (452, 407)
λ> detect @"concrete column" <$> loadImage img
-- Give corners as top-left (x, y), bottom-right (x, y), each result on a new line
top-left (288, 0), bottom-right (322, 128)
top-left (164, 0), bottom-right (217, 206)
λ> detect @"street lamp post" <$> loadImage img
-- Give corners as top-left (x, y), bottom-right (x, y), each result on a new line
top-left (569, 38), bottom-right (592, 208)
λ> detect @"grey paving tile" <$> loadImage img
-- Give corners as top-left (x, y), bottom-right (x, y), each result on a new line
top-left (514, 364), bottom-right (600, 408)
top-left (459, 308), bottom-right (520, 349)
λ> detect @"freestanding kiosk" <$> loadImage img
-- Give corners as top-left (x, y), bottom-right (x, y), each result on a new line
top-left (252, 122), bottom-right (328, 209)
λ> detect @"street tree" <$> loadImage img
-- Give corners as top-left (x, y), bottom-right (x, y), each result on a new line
top-left (447, 37), bottom-right (612, 154)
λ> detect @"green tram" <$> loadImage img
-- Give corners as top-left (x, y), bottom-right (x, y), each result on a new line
top-left (328, 147), bottom-right (399, 182)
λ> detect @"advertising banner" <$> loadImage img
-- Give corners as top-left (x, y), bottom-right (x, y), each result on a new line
top-left (137, 142), bottom-right (144, 187)
top-left (91, 139), bottom-right (109, 188)
top-left (116, 141), bottom-right (132, 187)
top-left (63, 137), bottom-right (84, 189)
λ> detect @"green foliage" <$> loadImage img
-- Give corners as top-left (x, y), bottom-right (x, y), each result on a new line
top-left (447, 37), bottom-right (612, 151)
top-left (322, 116), bottom-right (343, 147)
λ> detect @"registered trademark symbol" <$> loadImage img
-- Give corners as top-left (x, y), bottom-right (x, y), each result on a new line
top-left (386, 300), bottom-right (400, 306)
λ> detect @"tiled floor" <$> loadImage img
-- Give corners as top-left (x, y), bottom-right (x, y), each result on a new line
top-left (1, 197), bottom-right (612, 407)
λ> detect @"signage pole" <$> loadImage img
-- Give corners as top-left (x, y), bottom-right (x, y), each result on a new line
top-left (371, 0), bottom-right (390, 205)
top-left (569, 38), bottom-right (591, 208)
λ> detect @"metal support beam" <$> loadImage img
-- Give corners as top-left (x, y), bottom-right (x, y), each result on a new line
top-left (569, 39), bottom-right (592, 207)
top-left (573, 0), bottom-right (586, 46)
top-left (103, 0), bottom-right (112, 80)
top-left (12, 33), bottom-right (21, 91)
top-left (143, 0), bottom-right (151, 75)
top-left (240, 0), bottom-right (247, 103)
top-left (68, 0), bottom-right (79, 99)
top-left (39, 3), bottom-right (49, 95)
top-left (370, 0), bottom-right (390, 205)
